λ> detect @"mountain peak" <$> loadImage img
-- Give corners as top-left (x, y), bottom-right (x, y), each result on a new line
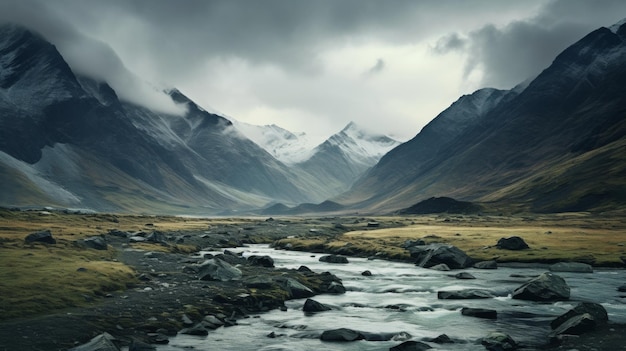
top-left (609, 17), bottom-right (626, 34)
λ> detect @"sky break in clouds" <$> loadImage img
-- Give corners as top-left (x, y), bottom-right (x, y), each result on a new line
top-left (1, 0), bottom-right (626, 145)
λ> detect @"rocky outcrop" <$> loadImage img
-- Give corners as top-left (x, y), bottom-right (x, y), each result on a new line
top-left (512, 272), bottom-right (570, 301)
top-left (496, 236), bottom-right (529, 250)
top-left (197, 258), bottom-right (242, 281)
top-left (408, 243), bottom-right (473, 269)
top-left (549, 262), bottom-right (593, 273)
top-left (551, 302), bottom-right (608, 331)
top-left (24, 230), bottom-right (56, 244)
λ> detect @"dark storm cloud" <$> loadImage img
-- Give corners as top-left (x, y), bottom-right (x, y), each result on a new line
top-left (436, 0), bottom-right (626, 88)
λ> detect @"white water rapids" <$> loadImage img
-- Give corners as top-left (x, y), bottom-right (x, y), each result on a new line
top-left (158, 244), bottom-right (626, 351)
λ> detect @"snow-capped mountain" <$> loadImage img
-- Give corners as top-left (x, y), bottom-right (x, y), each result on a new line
top-left (231, 121), bottom-right (313, 164)
top-left (294, 122), bottom-right (401, 197)
top-left (337, 19), bottom-right (626, 213)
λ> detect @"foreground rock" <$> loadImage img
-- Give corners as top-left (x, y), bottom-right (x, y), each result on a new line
top-left (549, 262), bottom-right (593, 273)
top-left (319, 254), bottom-right (349, 264)
top-left (303, 298), bottom-right (332, 313)
top-left (389, 340), bottom-right (433, 351)
top-left (320, 328), bottom-right (363, 341)
top-left (408, 243), bottom-right (473, 269)
top-left (550, 302), bottom-right (608, 340)
top-left (69, 333), bottom-right (120, 351)
top-left (496, 236), bottom-right (529, 250)
top-left (511, 272), bottom-right (570, 301)
top-left (481, 332), bottom-right (517, 351)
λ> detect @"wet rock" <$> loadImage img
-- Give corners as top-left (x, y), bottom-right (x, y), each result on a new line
top-left (244, 276), bottom-right (275, 289)
top-left (297, 265), bottom-right (312, 272)
top-left (454, 272), bottom-right (476, 279)
top-left (361, 331), bottom-right (411, 341)
top-left (325, 281), bottom-right (347, 294)
top-left (362, 270), bottom-right (372, 276)
top-left (550, 313), bottom-right (596, 339)
top-left (214, 253), bottom-right (246, 265)
top-left (461, 307), bottom-right (497, 319)
top-left (402, 239), bottom-right (426, 249)
top-left (549, 262), bottom-right (593, 273)
top-left (474, 260), bottom-right (498, 269)
top-left (180, 323), bottom-right (208, 336)
top-left (197, 258), bottom-right (242, 282)
top-left (129, 339), bottom-right (156, 351)
top-left (496, 236), bottom-right (529, 250)
top-left (320, 328), bottom-right (364, 341)
top-left (247, 255), bottom-right (275, 268)
top-left (78, 236), bottom-right (108, 250)
top-left (202, 315), bottom-right (225, 329)
top-left (438, 289), bottom-right (494, 299)
top-left (409, 243), bottom-right (473, 269)
top-left (129, 236), bottom-right (147, 243)
top-left (481, 332), bottom-right (517, 351)
top-left (430, 263), bottom-right (450, 271)
top-left (424, 334), bottom-right (454, 344)
top-left (512, 272), bottom-right (570, 301)
top-left (618, 284), bottom-right (626, 292)
top-left (389, 340), bottom-right (433, 351)
top-left (68, 332), bottom-right (119, 351)
top-left (146, 231), bottom-right (168, 245)
top-left (303, 298), bottom-right (332, 313)
top-left (278, 277), bottom-right (315, 299)
top-left (319, 254), bottom-right (349, 264)
top-left (551, 302), bottom-right (608, 330)
top-left (24, 230), bottom-right (56, 244)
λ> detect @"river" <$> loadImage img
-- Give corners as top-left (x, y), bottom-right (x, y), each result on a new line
top-left (158, 244), bottom-right (626, 351)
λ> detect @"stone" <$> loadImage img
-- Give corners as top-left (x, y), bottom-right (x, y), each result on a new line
top-left (326, 281), bottom-right (347, 294)
top-left (551, 302), bottom-right (608, 330)
top-left (408, 243), bottom-right (473, 269)
top-left (438, 289), bottom-right (494, 300)
top-left (79, 236), bottom-right (108, 250)
top-left (303, 298), bottom-right (332, 313)
top-left (180, 323), bottom-right (208, 336)
top-left (618, 284), bottom-right (626, 292)
top-left (247, 255), bottom-right (275, 268)
top-left (279, 277), bottom-right (315, 299)
top-left (146, 231), bottom-right (168, 244)
top-left (474, 260), bottom-right (498, 269)
top-left (197, 258), bottom-right (242, 282)
top-left (461, 307), bottom-right (497, 319)
top-left (362, 270), bottom-right (373, 276)
top-left (430, 263), bottom-right (450, 271)
top-left (496, 236), bottom-right (529, 250)
top-left (24, 230), bottom-right (56, 244)
top-left (320, 328), bottom-right (364, 341)
top-left (454, 272), bottom-right (476, 279)
top-left (244, 276), bottom-right (275, 289)
top-left (389, 340), bottom-right (433, 351)
top-left (129, 236), bottom-right (146, 243)
top-left (319, 254), bottom-right (349, 264)
top-left (481, 332), bottom-right (517, 351)
top-left (402, 239), bottom-right (426, 248)
top-left (549, 262), bottom-right (593, 273)
top-left (107, 229), bottom-right (128, 238)
top-left (68, 332), bottom-right (120, 351)
top-left (424, 334), bottom-right (454, 344)
top-left (550, 313), bottom-right (596, 338)
top-left (297, 265), bottom-right (312, 272)
top-left (129, 339), bottom-right (156, 351)
top-left (512, 272), bottom-right (570, 301)
top-left (202, 315), bottom-right (225, 329)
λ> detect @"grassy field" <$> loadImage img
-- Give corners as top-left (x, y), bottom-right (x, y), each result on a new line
top-left (276, 212), bottom-right (626, 265)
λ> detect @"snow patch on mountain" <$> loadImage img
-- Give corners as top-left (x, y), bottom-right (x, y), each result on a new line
top-left (609, 18), bottom-right (626, 34)
top-left (232, 120), bottom-right (314, 164)
top-left (323, 122), bottom-right (401, 167)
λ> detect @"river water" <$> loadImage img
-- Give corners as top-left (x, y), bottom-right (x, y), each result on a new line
top-left (159, 244), bottom-right (626, 351)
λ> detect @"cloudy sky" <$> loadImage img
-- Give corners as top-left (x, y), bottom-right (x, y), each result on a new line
top-left (2, 0), bottom-right (626, 144)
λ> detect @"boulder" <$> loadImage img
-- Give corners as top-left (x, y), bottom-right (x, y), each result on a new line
top-left (68, 332), bottom-right (120, 351)
top-left (496, 236), bottom-right (529, 250)
top-left (389, 340), bottom-right (433, 351)
top-left (402, 239), bottom-right (426, 248)
top-left (454, 272), bottom-right (476, 279)
top-left (79, 236), bottom-right (108, 250)
top-left (430, 263), bottom-right (450, 271)
top-left (180, 323), bottom-right (208, 336)
top-left (474, 260), bottom-right (498, 269)
top-left (197, 258), bottom-right (242, 282)
top-left (461, 307), bottom-right (497, 319)
top-left (320, 328), bottom-right (363, 341)
top-left (146, 231), bottom-right (168, 244)
top-left (202, 315), bottom-right (225, 329)
top-left (549, 262), bottom-right (593, 273)
top-left (512, 272), bottom-right (570, 301)
top-left (129, 340), bottom-right (156, 351)
top-left (618, 284), bottom-right (626, 292)
top-left (551, 302), bottom-right (608, 330)
top-left (279, 277), bottom-right (315, 298)
top-left (319, 254), bottom-right (349, 264)
top-left (481, 332), bottom-right (517, 351)
top-left (325, 281), bottom-right (347, 294)
top-left (24, 230), bottom-right (56, 244)
top-left (362, 270), bottom-right (373, 276)
top-left (247, 255), bottom-right (275, 268)
top-left (424, 334), bottom-right (454, 344)
top-left (303, 298), bottom-right (332, 313)
top-left (244, 276), bottom-right (275, 289)
top-left (408, 243), bottom-right (473, 269)
top-left (550, 313), bottom-right (597, 339)
top-left (438, 289), bottom-right (494, 300)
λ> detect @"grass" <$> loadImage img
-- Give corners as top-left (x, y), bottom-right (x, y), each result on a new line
top-left (277, 212), bottom-right (626, 266)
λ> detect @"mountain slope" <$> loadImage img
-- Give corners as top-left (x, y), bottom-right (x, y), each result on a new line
top-left (0, 24), bottom-right (315, 214)
top-left (232, 121), bottom-right (313, 165)
top-left (295, 122), bottom-right (401, 197)
top-left (338, 21), bottom-right (626, 213)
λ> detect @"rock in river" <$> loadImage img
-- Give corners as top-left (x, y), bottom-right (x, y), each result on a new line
top-left (481, 332), bottom-right (517, 351)
top-left (319, 254), bottom-right (349, 264)
top-left (389, 340), bottom-right (433, 351)
top-left (247, 255), bottom-right (275, 268)
top-left (512, 272), bottom-right (570, 301)
top-left (303, 298), bottom-right (332, 313)
top-left (549, 262), bottom-right (593, 273)
top-left (551, 302), bottom-right (608, 330)
top-left (461, 307), bottom-right (497, 319)
top-left (320, 328), bottom-right (364, 341)
top-left (408, 243), bottom-right (473, 269)
top-left (438, 289), bottom-right (494, 299)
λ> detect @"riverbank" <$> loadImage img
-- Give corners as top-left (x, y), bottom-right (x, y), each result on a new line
top-left (1, 209), bottom-right (625, 350)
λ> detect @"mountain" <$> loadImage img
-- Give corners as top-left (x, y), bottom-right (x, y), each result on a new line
top-left (295, 122), bottom-right (401, 198)
top-left (337, 20), bottom-right (626, 213)
top-left (231, 121), bottom-right (313, 164)
top-left (0, 24), bottom-right (316, 214)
